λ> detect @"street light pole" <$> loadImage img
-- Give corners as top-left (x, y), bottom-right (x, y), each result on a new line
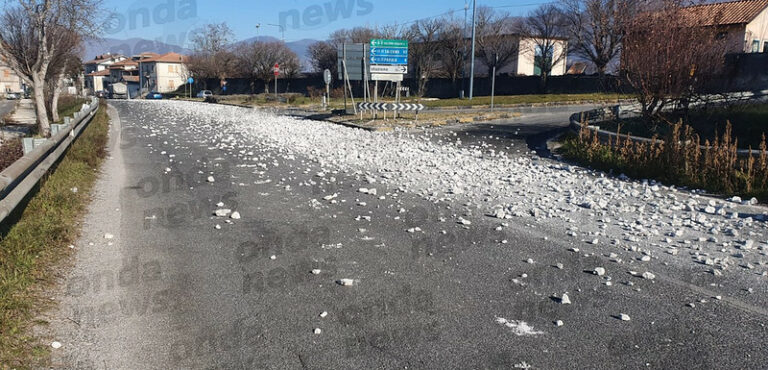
top-left (462, 1), bottom-right (469, 99)
top-left (469, 0), bottom-right (477, 100)
top-left (267, 23), bottom-right (285, 42)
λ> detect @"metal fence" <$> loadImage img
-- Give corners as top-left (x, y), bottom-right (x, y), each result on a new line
top-left (0, 97), bottom-right (100, 224)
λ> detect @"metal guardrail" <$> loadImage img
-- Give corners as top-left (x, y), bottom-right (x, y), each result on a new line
top-left (0, 97), bottom-right (100, 224)
top-left (569, 90), bottom-right (768, 156)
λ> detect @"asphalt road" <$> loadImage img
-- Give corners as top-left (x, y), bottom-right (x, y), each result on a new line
top-left (47, 101), bottom-right (768, 369)
top-left (0, 100), bottom-right (15, 119)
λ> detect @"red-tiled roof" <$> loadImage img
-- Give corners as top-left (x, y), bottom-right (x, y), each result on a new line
top-left (86, 69), bottom-right (111, 77)
top-left (141, 52), bottom-right (188, 63)
top-left (682, 0), bottom-right (768, 26)
top-left (109, 59), bottom-right (138, 68)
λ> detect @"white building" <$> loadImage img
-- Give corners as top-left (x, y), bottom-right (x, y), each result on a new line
top-left (138, 52), bottom-right (189, 94)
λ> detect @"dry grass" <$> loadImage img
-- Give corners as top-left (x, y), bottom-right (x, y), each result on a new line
top-left (0, 101), bottom-right (109, 368)
top-left (560, 119), bottom-right (768, 199)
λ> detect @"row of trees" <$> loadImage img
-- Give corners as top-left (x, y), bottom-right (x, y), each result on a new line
top-left (183, 0), bottom-right (735, 119)
top-left (305, 0), bottom-right (734, 117)
top-left (0, 0), bottom-right (102, 137)
top-left (306, 3), bottom-right (630, 96)
top-left (186, 23), bottom-right (301, 93)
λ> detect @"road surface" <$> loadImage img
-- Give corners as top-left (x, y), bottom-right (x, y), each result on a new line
top-left (47, 100), bottom-right (768, 369)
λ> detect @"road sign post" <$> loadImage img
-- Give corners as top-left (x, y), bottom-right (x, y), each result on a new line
top-left (323, 69), bottom-right (331, 111)
top-left (273, 63), bottom-right (279, 99)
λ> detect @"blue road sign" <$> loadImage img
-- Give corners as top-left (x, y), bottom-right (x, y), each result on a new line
top-left (370, 47), bottom-right (408, 57)
top-left (369, 55), bottom-right (408, 65)
top-left (188, 77), bottom-right (194, 84)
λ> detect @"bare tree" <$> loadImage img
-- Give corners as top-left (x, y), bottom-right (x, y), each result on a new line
top-left (622, 0), bottom-right (729, 118)
top-left (307, 41), bottom-right (337, 76)
top-left (475, 7), bottom-right (520, 78)
top-left (404, 19), bottom-right (442, 97)
top-left (518, 4), bottom-right (568, 89)
top-left (46, 30), bottom-right (82, 122)
top-left (235, 41), bottom-right (300, 94)
top-left (187, 23), bottom-right (238, 88)
top-left (560, 0), bottom-right (638, 78)
top-left (437, 16), bottom-right (467, 84)
top-left (329, 26), bottom-right (380, 46)
top-left (0, 0), bottom-right (103, 136)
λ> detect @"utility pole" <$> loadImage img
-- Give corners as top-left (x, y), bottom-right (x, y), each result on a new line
top-left (462, 1), bottom-right (469, 99)
top-left (469, 0), bottom-right (477, 100)
top-left (491, 53), bottom-right (497, 111)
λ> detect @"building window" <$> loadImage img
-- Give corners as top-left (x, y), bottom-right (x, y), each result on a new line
top-left (752, 40), bottom-right (760, 53)
top-left (168, 79), bottom-right (174, 89)
top-left (3, 70), bottom-right (9, 78)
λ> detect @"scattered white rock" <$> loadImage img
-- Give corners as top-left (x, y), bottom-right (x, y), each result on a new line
top-left (313, 328), bottom-right (322, 334)
top-left (593, 267), bottom-right (606, 276)
top-left (560, 293), bottom-right (571, 305)
top-left (104, 233), bottom-right (114, 239)
top-left (207, 176), bottom-right (215, 183)
top-left (618, 313), bottom-right (631, 321)
top-left (51, 341), bottom-right (62, 349)
top-left (214, 209), bottom-right (232, 217)
top-left (337, 278), bottom-right (355, 286)
top-left (230, 211), bottom-right (241, 220)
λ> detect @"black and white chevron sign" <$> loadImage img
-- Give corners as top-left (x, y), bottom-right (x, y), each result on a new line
top-left (357, 102), bottom-right (390, 110)
top-left (357, 103), bottom-right (425, 111)
top-left (390, 103), bottom-right (424, 111)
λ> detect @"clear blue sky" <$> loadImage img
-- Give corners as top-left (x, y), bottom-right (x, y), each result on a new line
top-left (100, 0), bottom-right (551, 47)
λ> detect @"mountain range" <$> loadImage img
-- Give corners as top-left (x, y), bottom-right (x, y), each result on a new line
top-left (83, 36), bottom-right (319, 71)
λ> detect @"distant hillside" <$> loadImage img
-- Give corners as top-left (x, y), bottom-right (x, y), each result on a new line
top-left (84, 36), bottom-right (320, 71)
top-left (83, 38), bottom-right (192, 61)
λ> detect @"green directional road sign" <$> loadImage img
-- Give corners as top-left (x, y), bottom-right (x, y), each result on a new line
top-left (370, 39), bottom-right (408, 48)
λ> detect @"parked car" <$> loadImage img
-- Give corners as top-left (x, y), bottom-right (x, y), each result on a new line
top-left (5, 93), bottom-right (19, 100)
top-left (196, 90), bottom-right (213, 98)
top-left (146, 92), bottom-right (163, 100)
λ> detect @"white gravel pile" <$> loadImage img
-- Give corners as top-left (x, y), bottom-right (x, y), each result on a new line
top-left (122, 101), bottom-right (768, 278)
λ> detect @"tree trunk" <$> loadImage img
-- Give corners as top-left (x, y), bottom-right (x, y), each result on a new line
top-left (51, 75), bottom-right (64, 123)
top-left (32, 72), bottom-right (50, 137)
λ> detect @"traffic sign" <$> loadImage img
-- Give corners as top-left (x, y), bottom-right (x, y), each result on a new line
top-left (370, 47), bottom-right (408, 56)
top-left (273, 63), bottom-right (280, 76)
top-left (371, 73), bottom-right (403, 82)
top-left (187, 77), bottom-right (194, 84)
top-left (370, 65), bottom-right (408, 74)
top-left (323, 69), bottom-right (332, 85)
top-left (357, 102), bottom-right (424, 111)
top-left (370, 39), bottom-right (408, 48)
top-left (369, 55), bottom-right (408, 65)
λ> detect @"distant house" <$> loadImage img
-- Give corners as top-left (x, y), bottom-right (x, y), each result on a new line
top-left (84, 53), bottom-right (127, 94)
top-left (137, 52), bottom-right (189, 94)
top-left (452, 35), bottom-right (568, 77)
top-left (0, 60), bottom-right (24, 96)
top-left (679, 0), bottom-right (768, 53)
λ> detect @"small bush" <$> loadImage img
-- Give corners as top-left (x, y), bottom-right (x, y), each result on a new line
top-left (0, 139), bottom-right (23, 172)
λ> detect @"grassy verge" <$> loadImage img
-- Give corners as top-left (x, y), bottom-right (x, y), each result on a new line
top-left (596, 104), bottom-right (768, 149)
top-left (408, 93), bottom-right (632, 108)
top-left (183, 92), bottom-right (631, 110)
top-left (55, 96), bottom-right (89, 123)
top-left (558, 120), bottom-right (768, 200)
top-left (0, 101), bottom-right (110, 368)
